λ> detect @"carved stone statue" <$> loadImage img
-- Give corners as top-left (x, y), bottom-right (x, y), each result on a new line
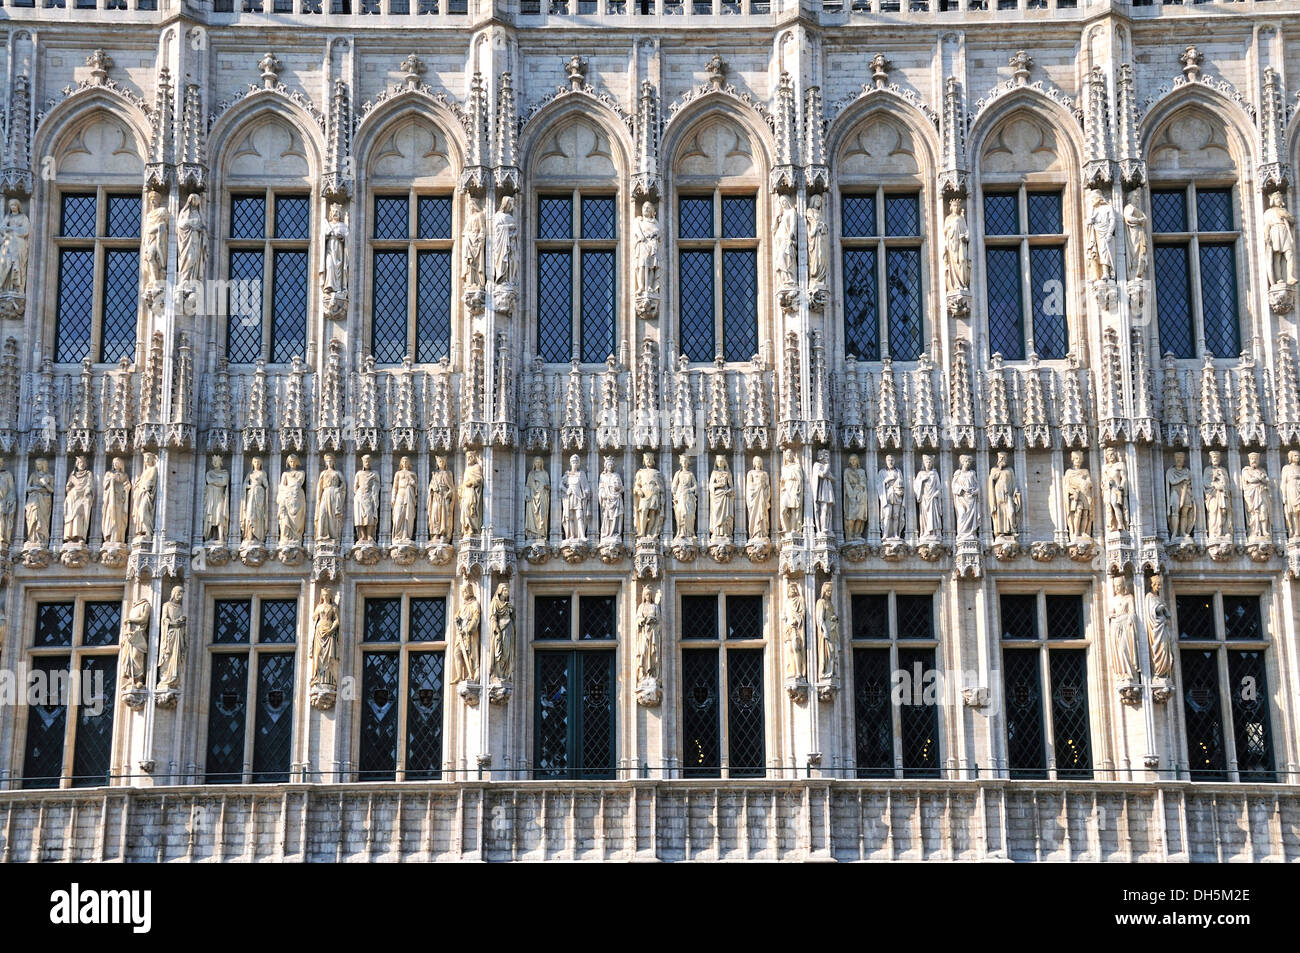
top-left (491, 195), bottom-right (519, 289)
top-left (746, 457), bottom-right (771, 540)
top-left (1264, 190), bottom-right (1297, 287)
top-left (460, 449), bottom-right (485, 538)
top-left (780, 449), bottom-right (803, 535)
top-left (708, 455), bottom-right (735, 540)
top-left (157, 586), bottom-right (186, 697)
top-left (784, 580), bottom-right (806, 683)
top-left (310, 587), bottom-right (340, 696)
top-left (842, 455), bottom-right (868, 541)
top-left (428, 455), bottom-right (455, 542)
top-left (63, 455), bottom-right (94, 544)
top-left (525, 457), bottom-right (550, 541)
top-left (1282, 450), bottom-right (1300, 541)
top-left (132, 452), bottom-right (158, 543)
top-left (24, 458), bottom-right (53, 548)
top-left (489, 583), bottom-right (515, 686)
top-left (0, 457), bottom-right (14, 549)
top-left (988, 452), bottom-right (1021, 540)
top-left (633, 452), bottom-right (665, 539)
top-left (277, 454), bottom-right (307, 545)
top-left (913, 454), bottom-right (943, 541)
top-left (241, 457), bottom-right (270, 546)
top-left (815, 582), bottom-right (839, 683)
top-left (598, 456), bottom-right (624, 542)
top-left (120, 597), bottom-right (151, 693)
top-left (878, 454), bottom-right (904, 540)
top-left (1085, 190), bottom-right (1116, 282)
top-left (943, 196), bottom-right (970, 293)
top-left (636, 585), bottom-right (662, 687)
top-left (321, 202), bottom-right (349, 317)
top-left (1203, 450), bottom-right (1231, 538)
top-left (805, 193), bottom-right (829, 295)
top-left (391, 456), bottom-right (418, 544)
top-left (812, 449), bottom-right (835, 535)
top-left (1146, 574), bottom-right (1174, 686)
top-left (176, 192), bottom-right (207, 296)
top-left (141, 191), bottom-right (169, 291)
top-left (451, 582), bottom-right (480, 684)
top-left (0, 198), bottom-right (31, 299)
top-left (204, 455), bottom-right (230, 543)
top-left (1123, 199), bottom-right (1149, 282)
top-left (672, 456), bottom-right (697, 539)
top-left (1100, 446), bottom-right (1128, 534)
top-left (1241, 451), bottom-right (1271, 540)
top-left (315, 453), bottom-right (345, 544)
top-left (632, 201), bottom-right (661, 309)
top-left (773, 192), bottom-right (798, 293)
top-left (101, 456), bottom-right (131, 546)
top-left (561, 454), bottom-right (590, 541)
top-left (462, 198), bottom-right (486, 291)
top-left (952, 454), bottom-right (979, 541)
top-left (1108, 575), bottom-right (1140, 693)
top-left (1165, 451), bottom-right (1195, 539)
top-left (1063, 450), bottom-right (1094, 541)
top-left (353, 454), bottom-right (380, 543)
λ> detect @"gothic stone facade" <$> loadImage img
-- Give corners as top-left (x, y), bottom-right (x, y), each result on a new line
top-left (0, 0), bottom-right (1299, 862)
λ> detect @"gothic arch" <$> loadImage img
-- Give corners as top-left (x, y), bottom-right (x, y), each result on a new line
top-left (32, 94), bottom-right (151, 182)
top-left (520, 97), bottom-right (632, 183)
top-left (661, 95), bottom-right (774, 180)
top-left (1141, 87), bottom-right (1256, 178)
top-left (353, 93), bottom-right (468, 177)
top-left (208, 95), bottom-right (325, 182)
top-left (828, 95), bottom-right (940, 181)
top-left (969, 91), bottom-right (1084, 182)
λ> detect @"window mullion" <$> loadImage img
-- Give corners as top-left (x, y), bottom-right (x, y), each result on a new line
top-left (1188, 233), bottom-right (1206, 355)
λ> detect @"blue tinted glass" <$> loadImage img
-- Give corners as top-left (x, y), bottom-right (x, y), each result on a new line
top-left (417, 196), bottom-right (453, 239)
top-left (1196, 189), bottom-right (1233, 233)
top-left (721, 249), bottom-right (757, 361)
top-left (364, 598), bottom-right (402, 643)
top-left (843, 247), bottom-right (879, 360)
top-left (841, 194), bottom-right (875, 238)
top-left (580, 250), bottom-right (616, 363)
top-left (885, 248), bottom-right (923, 360)
top-left (581, 196), bottom-right (616, 240)
top-left (679, 249), bottom-right (715, 362)
top-left (1200, 243), bottom-right (1240, 358)
top-left (1154, 244), bottom-right (1193, 359)
top-left (274, 195), bottom-right (310, 239)
top-left (372, 250), bottom-right (409, 364)
top-left (537, 250), bottom-right (572, 363)
top-left (1151, 190), bottom-right (1187, 233)
top-left (409, 597), bottom-right (446, 642)
top-left (61, 194), bottom-right (97, 238)
top-left (721, 196), bottom-right (756, 239)
top-left (258, 599), bottom-right (298, 644)
top-left (55, 249), bottom-right (95, 364)
top-left (101, 249), bottom-right (139, 364)
top-left (106, 195), bottom-right (142, 238)
top-left (230, 195), bottom-right (266, 239)
top-left (374, 196), bottom-right (409, 240)
top-left (1029, 245), bottom-right (1067, 360)
top-left (227, 250), bottom-right (265, 364)
top-left (884, 195), bottom-right (920, 237)
top-left (537, 196), bottom-right (572, 240)
top-left (986, 247), bottom-right (1024, 360)
top-left (678, 196), bottom-right (713, 239)
top-left (1027, 193), bottom-right (1063, 234)
top-left (983, 193), bottom-right (1019, 236)
top-left (270, 250), bottom-right (308, 364)
top-left (415, 250), bottom-right (452, 363)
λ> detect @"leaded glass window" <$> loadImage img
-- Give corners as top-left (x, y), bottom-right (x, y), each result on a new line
top-left (678, 191), bottom-right (758, 363)
top-left (998, 592), bottom-right (1092, 780)
top-left (679, 593), bottom-right (766, 778)
top-left (850, 592), bottom-right (939, 778)
top-left (535, 192), bottom-right (617, 364)
top-left (225, 192), bottom-right (310, 364)
top-left (205, 595), bottom-right (300, 783)
top-left (1174, 591), bottom-right (1275, 782)
top-left (983, 188), bottom-right (1068, 361)
top-left (53, 191), bottom-right (139, 364)
top-left (533, 592), bottom-right (616, 779)
top-left (1151, 185), bottom-right (1241, 359)
top-left (22, 598), bottom-right (121, 789)
top-left (358, 594), bottom-right (447, 781)
top-left (370, 192), bottom-right (454, 364)
top-left (841, 191), bottom-right (924, 361)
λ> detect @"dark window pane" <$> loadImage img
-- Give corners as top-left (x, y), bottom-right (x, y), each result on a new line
top-left (1199, 243), bottom-right (1239, 358)
top-left (1049, 650), bottom-right (1092, 779)
top-left (213, 599), bottom-right (252, 645)
top-left (721, 196), bottom-right (755, 239)
top-left (534, 652), bottom-right (571, 778)
top-left (373, 195), bottom-right (409, 240)
top-left (726, 648), bottom-right (765, 777)
top-left (681, 649), bottom-right (720, 777)
top-left (581, 196), bottom-right (616, 240)
top-left (55, 249), bottom-right (95, 364)
top-left (579, 652), bottom-right (615, 779)
top-left (986, 247), bottom-right (1024, 360)
top-left (537, 250), bottom-right (572, 364)
top-left (35, 602), bottom-right (75, 648)
top-left (1151, 189), bottom-right (1187, 233)
top-left (1181, 648), bottom-right (1226, 780)
top-left (71, 655), bottom-right (117, 787)
top-left (406, 651), bottom-right (444, 779)
top-left (230, 195), bottom-right (266, 240)
top-left (106, 195), bottom-right (142, 238)
top-left (205, 653), bottom-right (248, 782)
top-left (537, 195), bottom-right (572, 240)
top-left (101, 249), bottom-right (139, 364)
top-left (983, 193), bottom-right (1018, 236)
top-left (884, 194), bottom-right (920, 237)
top-left (358, 651), bottom-right (400, 781)
top-left (1029, 245), bottom-right (1067, 360)
top-left (580, 250), bottom-right (616, 363)
top-left (885, 248), bottom-right (923, 360)
top-left (1045, 595), bottom-right (1083, 640)
top-left (851, 594), bottom-right (889, 641)
top-left (853, 648), bottom-right (893, 777)
top-left (60, 193), bottom-right (97, 238)
top-left (721, 249), bottom-right (757, 362)
top-left (1176, 594), bottom-right (1216, 641)
top-left (1223, 596), bottom-right (1262, 641)
top-left (364, 598), bottom-right (402, 643)
top-left (840, 194), bottom-right (875, 238)
top-left (417, 196), bottom-right (453, 240)
top-left (258, 599), bottom-right (298, 644)
top-left (843, 247), bottom-right (879, 360)
top-left (409, 597), bottom-right (446, 643)
top-left (1196, 188), bottom-right (1233, 232)
top-left (1154, 244), bottom-right (1194, 360)
top-left (415, 250), bottom-right (452, 364)
top-left (898, 647), bottom-right (939, 777)
top-left (679, 249), bottom-right (715, 362)
top-left (896, 595), bottom-right (933, 640)
top-left (82, 602), bottom-right (121, 647)
top-left (678, 196), bottom-right (713, 239)
top-left (726, 595), bottom-right (763, 641)
top-left (371, 249), bottom-right (409, 364)
top-left (274, 195), bottom-right (310, 240)
top-left (1001, 594), bottom-right (1039, 640)
top-left (22, 656), bottom-right (70, 789)
top-left (579, 595), bottom-right (616, 641)
top-left (1027, 192), bottom-right (1062, 234)
top-left (681, 595), bottom-right (717, 640)
top-left (1227, 650), bottom-right (1274, 782)
top-left (270, 250), bottom-right (308, 364)
top-left (252, 652), bottom-right (295, 783)
top-left (1003, 649), bottom-right (1046, 779)
top-left (226, 250), bottom-right (264, 364)
top-left (534, 595), bottom-right (572, 640)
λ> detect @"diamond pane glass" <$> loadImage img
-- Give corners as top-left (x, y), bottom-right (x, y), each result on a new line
top-left (1030, 245), bottom-right (1067, 360)
top-left (1045, 594), bottom-right (1083, 640)
top-left (1196, 188), bottom-right (1233, 232)
top-left (581, 196), bottom-right (616, 240)
top-left (840, 194), bottom-right (875, 238)
top-left (1228, 650), bottom-right (1275, 782)
top-left (359, 651), bottom-right (400, 781)
top-left (1199, 243), bottom-right (1240, 358)
top-left (537, 195), bottom-right (572, 240)
top-left (252, 652), bottom-right (295, 783)
top-left (579, 652), bottom-right (615, 779)
top-left (415, 250), bottom-right (452, 363)
top-left (679, 249), bottom-right (715, 362)
top-left (534, 652), bottom-right (571, 778)
top-left (409, 597), bottom-right (446, 643)
top-left (726, 595), bottom-right (763, 641)
top-left (226, 250), bottom-right (264, 363)
top-left (579, 594), bottom-right (616, 641)
top-left (896, 595), bottom-right (933, 640)
top-left (35, 602), bottom-right (74, 648)
top-left (273, 195), bottom-right (310, 239)
top-left (678, 196), bottom-right (713, 240)
top-left (986, 247), bottom-right (1024, 360)
top-left (417, 196), bottom-right (453, 239)
top-left (1000, 595), bottom-right (1039, 640)
top-left (884, 194), bottom-right (920, 237)
top-left (71, 655), bottom-right (117, 787)
top-left (1177, 594), bottom-right (1216, 641)
top-left (580, 250), bottom-right (616, 363)
top-left (537, 250), bottom-right (572, 364)
top-left (721, 196), bottom-right (755, 239)
top-left (106, 195), bottom-right (142, 238)
top-left (213, 599), bottom-right (252, 645)
top-left (534, 595), bottom-right (572, 641)
top-left (886, 248), bottom-right (923, 360)
top-left (230, 195), bottom-right (266, 240)
top-left (55, 249), bottom-right (94, 364)
top-left (1003, 649), bottom-right (1046, 779)
top-left (853, 648), bottom-right (893, 777)
top-left (983, 193), bottom-right (1018, 236)
top-left (101, 249), bottom-right (139, 364)
top-left (899, 647), bottom-right (939, 777)
top-left (727, 648), bottom-right (765, 777)
top-left (851, 594), bottom-right (889, 641)
top-left (843, 247), bottom-right (879, 360)
top-left (22, 656), bottom-right (69, 789)
top-left (1049, 650), bottom-right (1092, 779)
top-left (1151, 190), bottom-right (1187, 234)
top-left (205, 653), bottom-right (248, 783)
top-left (259, 599), bottom-right (298, 644)
top-left (82, 602), bottom-right (121, 647)
top-left (373, 195), bottom-right (409, 240)
top-left (1154, 244), bottom-right (1194, 359)
top-left (406, 651), bottom-right (444, 779)
top-left (371, 250), bottom-right (409, 364)
top-left (60, 193), bottom-right (97, 238)
top-left (1223, 596), bottom-right (1262, 641)
top-left (681, 595), bottom-right (718, 640)
top-left (1181, 648), bottom-right (1226, 780)
top-left (681, 649), bottom-right (720, 777)
top-left (364, 598), bottom-right (401, 643)
top-left (722, 249), bottom-right (758, 362)
top-left (1027, 192), bottom-right (1062, 234)
top-left (270, 250), bottom-right (308, 364)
